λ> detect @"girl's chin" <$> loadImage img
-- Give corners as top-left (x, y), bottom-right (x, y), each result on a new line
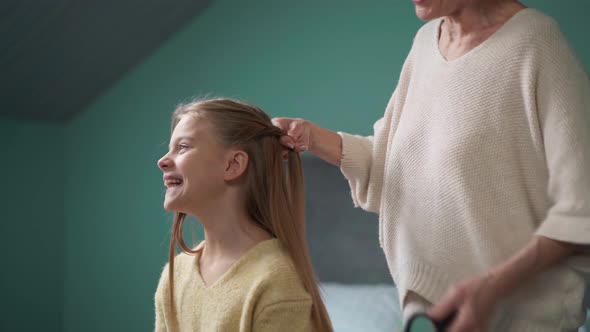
top-left (163, 199), bottom-right (180, 212)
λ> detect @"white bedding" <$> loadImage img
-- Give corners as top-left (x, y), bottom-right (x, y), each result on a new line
top-left (321, 283), bottom-right (590, 332)
top-left (321, 283), bottom-right (403, 332)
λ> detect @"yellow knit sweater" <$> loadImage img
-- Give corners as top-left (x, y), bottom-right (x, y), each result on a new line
top-left (154, 239), bottom-right (313, 332)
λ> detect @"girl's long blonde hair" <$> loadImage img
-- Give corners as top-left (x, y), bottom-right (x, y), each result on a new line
top-left (166, 97), bottom-right (333, 331)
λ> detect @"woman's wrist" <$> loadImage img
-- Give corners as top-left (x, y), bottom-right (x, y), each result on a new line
top-left (308, 122), bottom-right (343, 166)
top-left (485, 267), bottom-right (512, 301)
top-left (486, 236), bottom-right (577, 300)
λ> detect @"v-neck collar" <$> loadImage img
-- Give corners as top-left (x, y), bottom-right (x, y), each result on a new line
top-left (193, 238), bottom-right (279, 289)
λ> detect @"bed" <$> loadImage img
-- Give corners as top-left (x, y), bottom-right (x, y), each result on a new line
top-left (301, 155), bottom-right (590, 332)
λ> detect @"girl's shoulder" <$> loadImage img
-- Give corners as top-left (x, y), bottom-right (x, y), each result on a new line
top-left (245, 239), bottom-right (311, 297)
top-left (246, 239), bottom-right (296, 276)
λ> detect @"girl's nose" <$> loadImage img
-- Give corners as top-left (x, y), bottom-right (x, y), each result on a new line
top-left (157, 154), bottom-right (173, 170)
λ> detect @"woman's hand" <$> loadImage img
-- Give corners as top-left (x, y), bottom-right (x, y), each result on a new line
top-left (428, 236), bottom-right (581, 332)
top-left (428, 273), bottom-right (500, 332)
top-left (272, 117), bottom-right (343, 166)
top-left (271, 117), bottom-right (313, 153)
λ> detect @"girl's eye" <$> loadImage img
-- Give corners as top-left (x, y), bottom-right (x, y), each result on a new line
top-left (178, 144), bottom-right (189, 151)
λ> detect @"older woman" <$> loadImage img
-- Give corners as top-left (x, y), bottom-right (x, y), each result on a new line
top-left (273, 0), bottom-right (590, 331)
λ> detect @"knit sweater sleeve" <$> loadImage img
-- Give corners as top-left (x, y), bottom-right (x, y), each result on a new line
top-left (336, 32), bottom-right (418, 214)
top-left (154, 263), bottom-right (169, 332)
top-left (251, 264), bottom-right (313, 331)
top-left (337, 111), bottom-right (390, 214)
top-left (533, 21), bottom-right (590, 259)
top-left (253, 299), bottom-right (313, 332)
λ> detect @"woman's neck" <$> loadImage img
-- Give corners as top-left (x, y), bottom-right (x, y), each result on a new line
top-left (444, 1), bottom-right (525, 38)
top-left (439, 1), bottom-right (526, 60)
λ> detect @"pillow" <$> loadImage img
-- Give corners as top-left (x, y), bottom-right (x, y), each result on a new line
top-left (580, 278), bottom-right (590, 332)
top-left (321, 283), bottom-right (403, 332)
top-left (580, 310), bottom-right (590, 332)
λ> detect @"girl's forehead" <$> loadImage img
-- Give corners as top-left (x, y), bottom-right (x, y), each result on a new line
top-left (170, 114), bottom-right (222, 142)
top-left (173, 115), bottom-right (211, 137)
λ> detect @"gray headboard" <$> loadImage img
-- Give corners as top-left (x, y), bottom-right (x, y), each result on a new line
top-left (302, 155), bottom-right (392, 285)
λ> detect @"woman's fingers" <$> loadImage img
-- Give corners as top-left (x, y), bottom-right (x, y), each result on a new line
top-left (273, 118), bottom-right (296, 149)
top-left (272, 117), bottom-right (310, 152)
top-left (280, 135), bottom-right (295, 149)
top-left (429, 285), bottom-right (464, 321)
top-left (430, 276), bottom-right (493, 332)
top-left (271, 117), bottom-right (289, 129)
top-left (289, 120), bottom-right (311, 151)
top-left (295, 144), bottom-right (308, 153)
top-left (287, 119), bottom-right (305, 139)
top-left (447, 304), bottom-right (484, 332)
top-left (446, 308), bottom-right (472, 332)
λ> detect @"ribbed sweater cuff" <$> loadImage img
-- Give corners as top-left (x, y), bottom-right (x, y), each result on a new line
top-left (536, 212), bottom-right (590, 245)
top-left (336, 132), bottom-right (372, 208)
top-left (337, 132), bottom-right (371, 178)
top-left (396, 260), bottom-right (453, 305)
top-left (536, 212), bottom-right (590, 272)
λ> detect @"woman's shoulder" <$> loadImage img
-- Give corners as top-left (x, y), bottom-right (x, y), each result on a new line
top-left (412, 18), bottom-right (441, 47)
top-left (504, 8), bottom-right (580, 69)
top-left (517, 8), bottom-right (560, 31)
top-left (501, 8), bottom-right (566, 47)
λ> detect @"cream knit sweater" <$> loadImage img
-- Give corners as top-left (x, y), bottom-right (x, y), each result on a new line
top-left (339, 8), bottom-right (590, 331)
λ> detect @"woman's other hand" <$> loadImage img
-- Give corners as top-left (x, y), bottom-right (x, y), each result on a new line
top-left (428, 273), bottom-right (500, 332)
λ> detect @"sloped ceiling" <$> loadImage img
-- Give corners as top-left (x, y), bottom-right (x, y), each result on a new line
top-left (0, 0), bottom-right (210, 123)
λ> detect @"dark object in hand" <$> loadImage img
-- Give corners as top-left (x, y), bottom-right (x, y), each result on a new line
top-left (404, 311), bottom-right (457, 332)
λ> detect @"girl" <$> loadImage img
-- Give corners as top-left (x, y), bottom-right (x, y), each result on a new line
top-left (154, 98), bottom-right (333, 332)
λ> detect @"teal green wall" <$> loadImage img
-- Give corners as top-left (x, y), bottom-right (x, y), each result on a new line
top-left (0, 119), bottom-right (63, 331)
top-left (528, 0), bottom-right (590, 71)
top-left (57, 1), bottom-right (588, 331)
top-left (63, 1), bottom-right (421, 331)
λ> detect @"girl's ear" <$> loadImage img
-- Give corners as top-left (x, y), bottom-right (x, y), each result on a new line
top-left (224, 150), bottom-right (249, 181)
